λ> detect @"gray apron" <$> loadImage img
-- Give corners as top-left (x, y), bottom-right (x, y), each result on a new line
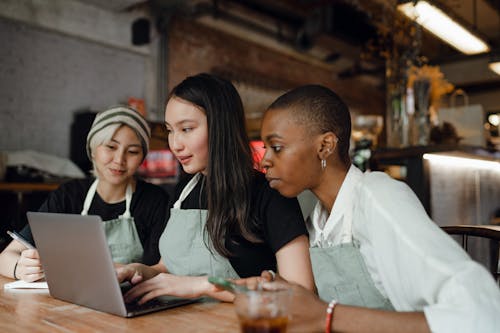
top-left (310, 197), bottom-right (394, 310)
top-left (159, 173), bottom-right (239, 278)
top-left (81, 179), bottom-right (144, 264)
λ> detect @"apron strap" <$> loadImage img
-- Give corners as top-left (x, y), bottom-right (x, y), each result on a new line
top-left (119, 184), bottom-right (133, 219)
top-left (81, 179), bottom-right (133, 218)
top-left (81, 179), bottom-right (99, 215)
top-left (173, 173), bottom-right (202, 209)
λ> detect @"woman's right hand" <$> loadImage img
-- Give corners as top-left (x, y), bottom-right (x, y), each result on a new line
top-left (16, 249), bottom-right (44, 282)
top-left (237, 273), bottom-right (327, 333)
top-left (116, 263), bottom-right (160, 285)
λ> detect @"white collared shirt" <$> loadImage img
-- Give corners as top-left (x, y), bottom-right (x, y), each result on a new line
top-left (306, 165), bottom-right (500, 332)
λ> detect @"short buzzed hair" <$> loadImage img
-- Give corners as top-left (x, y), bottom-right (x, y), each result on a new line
top-left (267, 85), bottom-right (351, 165)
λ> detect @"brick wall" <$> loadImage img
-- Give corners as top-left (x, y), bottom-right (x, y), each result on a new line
top-left (167, 17), bottom-right (385, 138)
top-left (0, 13), bottom-right (386, 160)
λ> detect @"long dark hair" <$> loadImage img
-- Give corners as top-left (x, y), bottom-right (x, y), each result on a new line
top-left (169, 73), bottom-right (259, 257)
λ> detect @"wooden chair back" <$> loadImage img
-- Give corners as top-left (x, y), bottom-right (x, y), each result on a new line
top-left (441, 225), bottom-right (500, 284)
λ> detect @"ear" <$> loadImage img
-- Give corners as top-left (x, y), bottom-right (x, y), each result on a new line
top-left (317, 132), bottom-right (338, 159)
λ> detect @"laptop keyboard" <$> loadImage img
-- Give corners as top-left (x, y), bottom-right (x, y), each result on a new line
top-left (121, 283), bottom-right (196, 314)
top-left (125, 298), bottom-right (165, 312)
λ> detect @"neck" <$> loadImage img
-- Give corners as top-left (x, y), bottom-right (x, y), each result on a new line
top-left (311, 163), bottom-right (350, 212)
top-left (96, 179), bottom-right (135, 203)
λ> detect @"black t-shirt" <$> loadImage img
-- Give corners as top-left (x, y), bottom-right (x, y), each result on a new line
top-left (20, 178), bottom-right (169, 265)
top-left (174, 172), bottom-right (307, 277)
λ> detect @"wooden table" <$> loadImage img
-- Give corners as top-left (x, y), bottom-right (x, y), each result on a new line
top-left (0, 276), bottom-right (241, 332)
top-left (0, 182), bottom-right (61, 193)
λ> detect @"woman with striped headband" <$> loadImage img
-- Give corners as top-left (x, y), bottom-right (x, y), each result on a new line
top-left (0, 106), bottom-right (170, 282)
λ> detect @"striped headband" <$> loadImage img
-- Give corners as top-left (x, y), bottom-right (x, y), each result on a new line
top-left (86, 106), bottom-right (151, 161)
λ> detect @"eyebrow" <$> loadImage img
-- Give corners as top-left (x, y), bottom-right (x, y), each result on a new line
top-left (110, 139), bottom-right (141, 148)
top-left (263, 133), bottom-right (283, 141)
top-left (164, 119), bottom-right (197, 127)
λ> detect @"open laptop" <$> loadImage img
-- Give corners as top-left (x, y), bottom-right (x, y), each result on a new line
top-left (27, 211), bottom-right (198, 317)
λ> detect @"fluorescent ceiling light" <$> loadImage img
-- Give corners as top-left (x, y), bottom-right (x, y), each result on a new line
top-left (489, 61), bottom-right (500, 75)
top-left (423, 153), bottom-right (500, 171)
top-left (398, 1), bottom-right (490, 55)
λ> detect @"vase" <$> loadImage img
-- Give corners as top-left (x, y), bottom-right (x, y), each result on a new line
top-left (385, 53), bottom-right (417, 148)
top-left (386, 59), bottom-right (407, 148)
top-left (413, 78), bottom-right (431, 145)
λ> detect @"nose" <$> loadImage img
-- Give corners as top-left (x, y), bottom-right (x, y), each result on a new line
top-left (260, 149), bottom-right (272, 171)
top-left (113, 150), bottom-right (126, 164)
top-left (169, 132), bottom-right (183, 152)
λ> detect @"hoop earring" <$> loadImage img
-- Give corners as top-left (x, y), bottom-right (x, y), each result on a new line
top-left (321, 159), bottom-right (326, 170)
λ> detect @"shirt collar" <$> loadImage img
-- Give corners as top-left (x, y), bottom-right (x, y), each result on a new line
top-left (311, 165), bottom-right (363, 236)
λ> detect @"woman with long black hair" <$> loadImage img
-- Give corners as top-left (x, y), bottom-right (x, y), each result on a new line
top-left (117, 73), bottom-right (314, 303)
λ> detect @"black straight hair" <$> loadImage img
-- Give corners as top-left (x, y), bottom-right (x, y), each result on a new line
top-left (169, 73), bottom-right (260, 257)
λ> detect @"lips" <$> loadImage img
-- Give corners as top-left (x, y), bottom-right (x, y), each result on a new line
top-left (109, 168), bottom-right (126, 176)
top-left (177, 155), bottom-right (192, 165)
top-left (266, 176), bottom-right (280, 188)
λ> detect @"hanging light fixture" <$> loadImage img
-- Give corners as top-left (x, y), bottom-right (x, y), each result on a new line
top-left (397, 0), bottom-right (490, 55)
top-left (490, 57), bottom-right (500, 75)
top-left (488, 0), bottom-right (500, 75)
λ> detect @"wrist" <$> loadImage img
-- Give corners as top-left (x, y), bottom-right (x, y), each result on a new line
top-left (313, 302), bottom-right (329, 333)
top-left (201, 276), bottom-right (214, 294)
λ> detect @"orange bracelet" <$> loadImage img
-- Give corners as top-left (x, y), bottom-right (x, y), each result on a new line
top-left (325, 299), bottom-right (338, 333)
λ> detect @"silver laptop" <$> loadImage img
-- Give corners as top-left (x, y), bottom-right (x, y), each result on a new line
top-left (27, 211), bottom-right (197, 317)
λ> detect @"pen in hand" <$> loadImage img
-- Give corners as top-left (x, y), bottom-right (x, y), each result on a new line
top-left (7, 230), bottom-right (35, 249)
top-left (7, 230), bottom-right (45, 281)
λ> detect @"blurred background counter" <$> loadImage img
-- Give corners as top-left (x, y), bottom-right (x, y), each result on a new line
top-left (371, 145), bottom-right (500, 269)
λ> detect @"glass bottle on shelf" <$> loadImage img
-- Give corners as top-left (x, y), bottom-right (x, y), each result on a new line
top-left (413, 78), bottom-right (431, 145)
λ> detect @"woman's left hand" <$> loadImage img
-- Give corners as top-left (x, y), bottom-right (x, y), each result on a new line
top-left (123, 273), bottom-right (230, 304)
top-left (233, 269), bottom-right (278, 289)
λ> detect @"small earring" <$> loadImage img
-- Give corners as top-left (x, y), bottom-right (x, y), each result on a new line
top-left (321, 159), bottom-right (326, 170)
